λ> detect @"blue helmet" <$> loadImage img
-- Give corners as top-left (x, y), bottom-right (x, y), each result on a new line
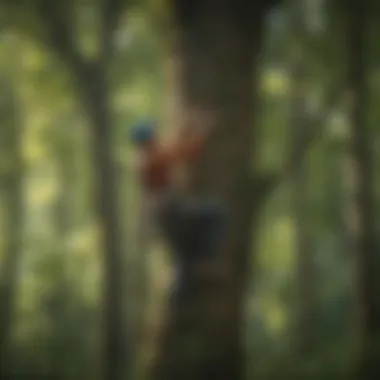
top-left (129, 119), bottom-right (156, 145)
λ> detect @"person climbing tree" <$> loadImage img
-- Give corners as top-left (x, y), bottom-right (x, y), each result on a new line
top-left (129, 110), bottom-right (227, 301)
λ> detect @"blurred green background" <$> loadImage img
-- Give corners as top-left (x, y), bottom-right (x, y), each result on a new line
top-left (0, 0), bottom-right (379, 380)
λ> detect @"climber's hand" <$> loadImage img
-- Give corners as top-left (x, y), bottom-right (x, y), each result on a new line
top-left (179, 108), bottom-right (218, 140)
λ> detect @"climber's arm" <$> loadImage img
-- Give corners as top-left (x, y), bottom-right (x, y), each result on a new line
top-left (165, 117), bottom-right (217, 161)
top-left (172, 131), bottom-right (205, 160)
top-left (141, 110), bottom-right (216, 167)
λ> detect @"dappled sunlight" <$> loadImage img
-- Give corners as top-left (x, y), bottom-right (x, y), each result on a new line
top-left (261, 69), bottom-right (290, 97)
top-left (260, 296), bottom-right (288, 337)
top-left (258, 214), bottom-right (296, 272)
top-left (26, 175), bottom-right (57, 210)
top-left (24, 113), bottom-right (52, 164)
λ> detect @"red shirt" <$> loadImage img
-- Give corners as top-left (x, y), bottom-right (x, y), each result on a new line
top-left (140, 135), bottom-right (203, 191)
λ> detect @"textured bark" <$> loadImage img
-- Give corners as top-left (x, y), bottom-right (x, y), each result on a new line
top-left (150, 2), bottom-right (267, 380)
top-left (345, 0), bottom-right (380, 376)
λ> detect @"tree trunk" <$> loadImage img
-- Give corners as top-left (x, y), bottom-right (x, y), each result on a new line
top-left (46, 124), bottom-right (76, 380)
top-left (288, 0), bottom-right (318, 361)
top-left (79, 63), bottom-right (128, 380)
top-left (345, 0), bottom-right (380, 376)
top-left (0, 85), bottom-right (24, 378)
top-left (14, 2), bottom-right (128, 378)
top-left (151, 2), bottom-right (268, 379)
top-left (53, 129), bottom-right (75, 242)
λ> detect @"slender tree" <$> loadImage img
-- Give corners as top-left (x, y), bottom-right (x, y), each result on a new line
top-left (288, 0), bottom-right (318, 360)
top-left (345, 0), bottom-right (380, 376)
top-left (2, 1), bottom-right (131, 379)
top-left (0, 80), bottom-right (24, 378)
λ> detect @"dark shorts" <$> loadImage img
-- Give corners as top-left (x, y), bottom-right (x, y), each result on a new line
top-left (156, 194), bottom-right (227, 262)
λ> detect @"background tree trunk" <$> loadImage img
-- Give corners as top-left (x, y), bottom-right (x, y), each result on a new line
top-left (345, 0), bottom-right (380, 376)
top-left (33, 2), bottom-right (129, 376)
top-left (0, 82), bottom-right (24, 378)
top-left (45, 116), bottom-right (77, 380)
top-left (79, 63), bottom-right (128, 380)
top-left (288, 0), bottom-right (318, 362)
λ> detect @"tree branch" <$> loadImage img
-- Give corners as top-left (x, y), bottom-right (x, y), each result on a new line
top-left (99, 0), bottom-right (126, 59)
top-left (255, 88), bottom-right (344, 202)
top-left (34, 0), bottom-right (87, 72)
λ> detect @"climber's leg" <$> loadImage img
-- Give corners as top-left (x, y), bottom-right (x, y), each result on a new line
top-left (183, 198), bottom-right (227, 260)
top-left (158, 195), bottom-right (227, 302)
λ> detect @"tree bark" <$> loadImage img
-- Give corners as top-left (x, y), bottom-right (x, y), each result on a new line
top-left (345, 0), bottom-right (380, 376)
top-left (0, 84), bottom-right (24, 379)
top-left (150, 2), bottom-right (267, 379)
